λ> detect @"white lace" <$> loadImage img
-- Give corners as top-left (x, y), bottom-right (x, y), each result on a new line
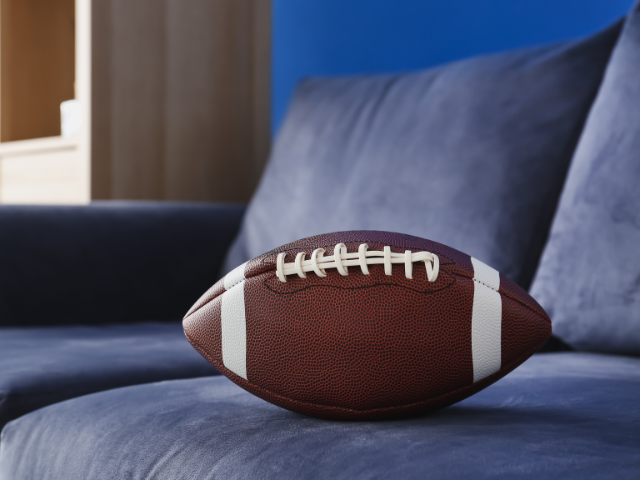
top-left (276, 243), bottom-right (439, 283)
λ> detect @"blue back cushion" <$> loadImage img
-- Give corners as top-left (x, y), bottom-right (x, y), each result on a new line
top-left (530, 3), bottom-right (640, 354)
top-left (225, 22), bottom-right (621, 289)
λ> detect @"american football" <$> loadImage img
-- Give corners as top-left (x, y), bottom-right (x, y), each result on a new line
top-left (183, 231), bottom-right (551, 420)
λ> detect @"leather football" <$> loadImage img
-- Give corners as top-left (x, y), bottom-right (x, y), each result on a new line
top-left (183, 231), bottom-right (551, 420)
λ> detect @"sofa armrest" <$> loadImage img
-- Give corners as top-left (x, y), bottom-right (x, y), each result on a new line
top-left (0, 202), bottom-right (245, 327)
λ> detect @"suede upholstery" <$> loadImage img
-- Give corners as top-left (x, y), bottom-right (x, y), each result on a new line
top-left (224, 22), bottom-right (621, 290)
top-left (0, 203), bottom-right (239, 429)
top-left (531, 2), bottom-right (640, 354)
top-left (2, 353), bottom-right (639, 480)
top-left (0, 202), bottom-right (245, 327)
top-left (0, 323), bottom-right (218, 431)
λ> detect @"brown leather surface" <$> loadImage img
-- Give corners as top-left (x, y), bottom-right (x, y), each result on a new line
top-left (501, 295), bottom-right (551, 368)
top-left (185, 278), bottom-right (225, 318)
top-left (499, 273), bottom-right (550, 321)
top-left (243, 270), bottom-right (474, 411)
top-left (183, 295), bottom-right (223, 366)
top-left (183, 231), bottom-right (551, 420)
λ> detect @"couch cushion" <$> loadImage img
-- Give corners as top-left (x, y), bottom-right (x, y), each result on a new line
top-left (224, 22), bottom-right (621, 290)
top-left (1, 353), bottom-right (638, 479)
top-left (0, 322), bottom-right (217, 431)
top-left (530, 3), bottom-right (640, 354)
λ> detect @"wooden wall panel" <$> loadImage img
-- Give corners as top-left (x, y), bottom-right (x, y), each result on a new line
top-left (91, 0), bottom-right (271, 202)
top-left (251, 0), bottom-right (272, 187)
top-left (110, 0), bottom-right (166, 199)
top-left (90, 0), bottom-right (112, 200)
top-left (164, 0), bottom-right (226, 201)
top-left (0, 0), bottom-right (76, 142)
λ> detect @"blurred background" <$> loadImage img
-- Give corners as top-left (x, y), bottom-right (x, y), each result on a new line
top-left (0, 0), bottom-right (632, 205)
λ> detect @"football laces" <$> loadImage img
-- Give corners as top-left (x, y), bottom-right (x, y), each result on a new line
top-left (276, 243), bottom-right (439, 283)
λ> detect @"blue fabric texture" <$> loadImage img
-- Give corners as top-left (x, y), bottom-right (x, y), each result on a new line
top-left (225, 22), bottom-right (621, 290)
top-left (530, 4), bottom-right (640, 354)
top-left (0, 322), bottom-right (218, 431)
top-left (1, 353), bottom-right (638, 479)
top-left (0, 202), bottom-right (245, 326)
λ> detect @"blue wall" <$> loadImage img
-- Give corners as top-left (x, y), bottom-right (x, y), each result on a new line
top-left (272, 0), bottom-right (634, 135)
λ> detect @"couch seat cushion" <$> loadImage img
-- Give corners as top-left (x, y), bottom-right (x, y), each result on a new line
top-left (0, 322), bottom-right (217, 430)
top-left (2, 353), bottom-right (638, 479)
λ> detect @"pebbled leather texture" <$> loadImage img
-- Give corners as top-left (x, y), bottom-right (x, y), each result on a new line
top-left (184, 231), bottom-right (551, 420)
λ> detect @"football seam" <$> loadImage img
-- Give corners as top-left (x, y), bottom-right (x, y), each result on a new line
top-left (454, 272), bottom-right (549, 324)
top-left (226, 277), bottom-right (244, 290)
top-left (262, 268), bottom-right (457, 296)
top-left (188, 261), bottom-right (548, 326)
top-left (187, 250), bottom-right (457, 316)
top-left (472, 277), bottom-right (498, 292)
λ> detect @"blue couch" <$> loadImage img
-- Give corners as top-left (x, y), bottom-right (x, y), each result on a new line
top-left (1, 4), bottom-right (640, 478)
